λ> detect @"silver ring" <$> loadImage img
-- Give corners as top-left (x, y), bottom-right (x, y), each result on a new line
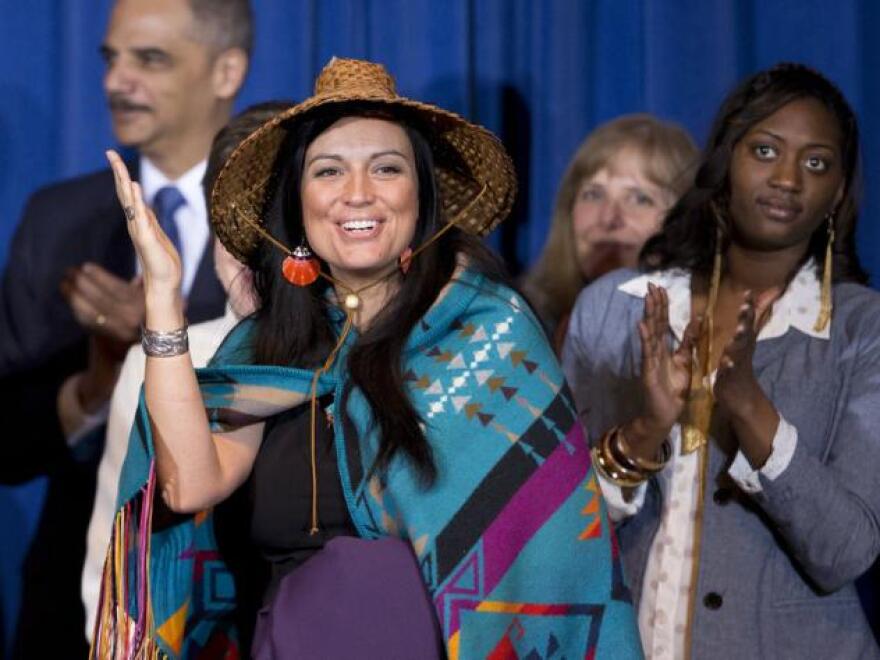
top-left (96, 313), bottom-right (107, 326)
top-left (124, 206), bottom-right (135, 221)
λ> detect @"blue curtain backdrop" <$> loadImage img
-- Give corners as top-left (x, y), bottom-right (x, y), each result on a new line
top-left (0, 0), bottom-right (878, 648)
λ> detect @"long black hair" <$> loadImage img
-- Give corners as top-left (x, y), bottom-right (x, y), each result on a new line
top-left (640, 62), bottom-right (867, 284)
top-left (246, 102), bottom-right (510, 485)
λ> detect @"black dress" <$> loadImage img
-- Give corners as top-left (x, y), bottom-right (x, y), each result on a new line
top-left (212, 396), bottom-right (356, 650)
top-left (249, 397), bottom-right (357, 603)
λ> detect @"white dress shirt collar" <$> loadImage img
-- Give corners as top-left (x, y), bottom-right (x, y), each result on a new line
top-left (138, 157), bottom-right (210, 296)
top-left (139, 157), bottom-right (207, 209)
top-left (617, 259), bottom-right (830, 343)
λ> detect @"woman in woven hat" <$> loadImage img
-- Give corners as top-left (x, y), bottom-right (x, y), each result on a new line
top-left (95, 58), bottom-right (643, 659)
top-left (523, 115), bottom-right (697, 353)
top-left (563, 63), bottom-right (880, 659)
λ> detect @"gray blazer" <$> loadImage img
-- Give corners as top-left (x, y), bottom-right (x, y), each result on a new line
top-left (563, 268), bottom-right (880, 660)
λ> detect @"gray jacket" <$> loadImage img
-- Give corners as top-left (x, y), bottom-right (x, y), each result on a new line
top-left (563, 268), bottom-right (880, 660)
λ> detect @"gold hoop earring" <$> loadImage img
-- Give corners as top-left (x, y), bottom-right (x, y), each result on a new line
top-left (814, 211), bottom-right (835, 332)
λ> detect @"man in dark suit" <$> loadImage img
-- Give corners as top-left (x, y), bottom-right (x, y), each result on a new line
top-left (0, 0), bottom-right (253, 655)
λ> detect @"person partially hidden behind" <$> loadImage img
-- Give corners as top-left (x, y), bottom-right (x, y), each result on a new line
top-left (0, 0), bottom-right (251, 655)
top-left (523, 115), bottom-right (697, 352)
top-left (563, 63), bottom-right (880, 659)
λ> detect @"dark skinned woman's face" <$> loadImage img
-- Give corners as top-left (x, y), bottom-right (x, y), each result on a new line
top-left (727, 97), bottom-right (845, 254)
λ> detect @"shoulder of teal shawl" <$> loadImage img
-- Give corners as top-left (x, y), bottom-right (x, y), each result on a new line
top-left (406, 268), bottom-right (550, 355)
top-left (209, 316), bottom-right (257, 367)
top-left (434, 269), bottom-right (556, 370)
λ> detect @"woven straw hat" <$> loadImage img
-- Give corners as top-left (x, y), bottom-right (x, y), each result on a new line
top-left (210, 57), bottom-right (517, 263)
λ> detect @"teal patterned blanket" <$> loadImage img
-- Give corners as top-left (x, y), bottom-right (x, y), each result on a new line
top-left (91, 270), bottom-right (643, 659)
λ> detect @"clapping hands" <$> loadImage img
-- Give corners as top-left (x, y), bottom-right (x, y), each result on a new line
top-left (60, 263), bottom-right (144, 342)
top-left (635, 282), bottom-right (701, 442)
top-left (713, 288), bottom-right (779, 415)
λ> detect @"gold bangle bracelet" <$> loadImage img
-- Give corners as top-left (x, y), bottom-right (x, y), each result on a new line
top-left (614, 427), bottom-right (671, 475)
top-left (600, 428), bottom-right (645, 479)
top-left (607, 427), bottom-right (643, 474)
top-left (591, 447), bottom-right (646, 488)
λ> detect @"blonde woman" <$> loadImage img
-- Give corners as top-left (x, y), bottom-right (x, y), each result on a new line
top-left (523, 114), bottom-right (697, 350)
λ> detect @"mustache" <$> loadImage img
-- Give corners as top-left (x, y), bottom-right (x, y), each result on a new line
top-left (107, 95), bottom-right (152, 113)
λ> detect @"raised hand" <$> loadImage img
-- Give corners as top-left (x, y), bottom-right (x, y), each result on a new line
top-left (635, 283), bottom-right (700, 442)
top-left (106, 150), bottom-right (182, 297)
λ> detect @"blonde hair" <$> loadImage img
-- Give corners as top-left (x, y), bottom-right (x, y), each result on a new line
top-left (523, 114), bottom-right (698, 327)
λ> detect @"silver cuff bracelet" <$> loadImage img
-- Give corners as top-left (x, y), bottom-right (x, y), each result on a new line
top-left (142, 324), bottom-right (189, 358)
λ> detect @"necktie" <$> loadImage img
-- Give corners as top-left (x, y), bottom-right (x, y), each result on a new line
top-left (152, 185), bottom-right (186, 256)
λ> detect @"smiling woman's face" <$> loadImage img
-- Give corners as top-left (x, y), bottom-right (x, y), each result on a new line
top-left (300, 116), bottom-right (419, 286)
top-left (728, 97), bottom-right (845, 254)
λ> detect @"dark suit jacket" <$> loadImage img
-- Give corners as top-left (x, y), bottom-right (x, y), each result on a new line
top-left (0, 164), bottom-right (226, 657)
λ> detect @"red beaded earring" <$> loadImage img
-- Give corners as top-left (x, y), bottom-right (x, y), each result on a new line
top-left (282, 244), bottom-right (320, 286)
top-left (399, 247), bottom-right (413, 275)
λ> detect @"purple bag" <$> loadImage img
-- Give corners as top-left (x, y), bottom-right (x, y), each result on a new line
top-left (252, 536), bottom-right (444, 659)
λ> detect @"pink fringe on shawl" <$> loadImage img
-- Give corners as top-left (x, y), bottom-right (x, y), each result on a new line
top-left (90, 462), bottom-right (165, 659)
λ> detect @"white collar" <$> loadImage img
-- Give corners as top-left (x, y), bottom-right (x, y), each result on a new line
top-left (618, 259), bottom-right (829, 342)
top-left (139, 156), bottom-right (208, 212)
